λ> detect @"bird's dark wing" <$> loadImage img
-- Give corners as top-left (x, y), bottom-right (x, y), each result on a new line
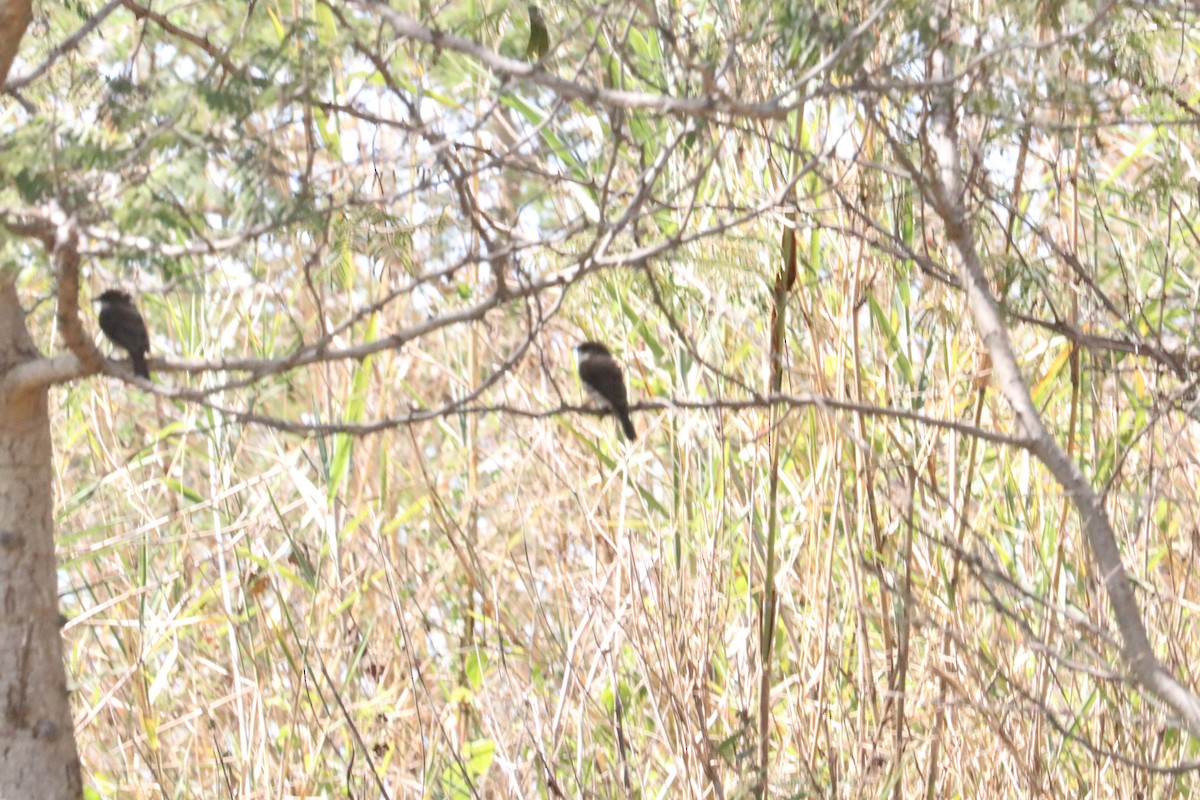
top-left (579, 356), bottom-right (629, 408)
top-left (99, 304), bottom-right (149, 353)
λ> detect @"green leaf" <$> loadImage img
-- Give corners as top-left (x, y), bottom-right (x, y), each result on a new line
top-left (440, 739), bottom-right (496, 798)
top-left (464, 651), bottom-right (488, 689)
top-left (867, 295), bottom-right (913, 385)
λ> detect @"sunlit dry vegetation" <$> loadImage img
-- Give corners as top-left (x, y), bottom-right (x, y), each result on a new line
top-left (4, 0), bottom-right (1200, 796)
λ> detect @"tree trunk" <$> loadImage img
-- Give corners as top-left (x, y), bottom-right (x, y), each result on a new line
top-left (0, 276), bottom-right (83, 797)
top-left (0, 0), bottom-right (31, 90)
top-left (1, 12), bottom-right (92, 794)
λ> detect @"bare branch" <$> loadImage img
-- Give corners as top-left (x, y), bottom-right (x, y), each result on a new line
top-left (50, 214), bottom-right (105, 378)
top-left (3, 0), bottom-right (123, 92)
top-left (923, 24), bottom-right (1200, 735)
top-left (120, 0), bottom-right (239, 77)
top-left (159, 391), bottom-right (1033, 449)
top-left (360, 0), bottom-right (793, 120)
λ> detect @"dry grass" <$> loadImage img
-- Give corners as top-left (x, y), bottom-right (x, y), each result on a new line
top-left (10, 1), bottom-right (1200, 797)
top-left (45, 225), bottom-right (1200, 797)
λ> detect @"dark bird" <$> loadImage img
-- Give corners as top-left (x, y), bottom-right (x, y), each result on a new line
top-left (575, 341), bottom-right (636, 440)
top-left (526, 4), bottom-right (550, 61)
top-left (96, 289), bottom-right (151, 379)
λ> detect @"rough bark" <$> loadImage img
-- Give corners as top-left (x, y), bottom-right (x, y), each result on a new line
top-left (0, 0), bottom-right (31, 91)
top-left (0, 277), bottom-right (83, 798)
top-left (0, 5), bottom-right (87, 797)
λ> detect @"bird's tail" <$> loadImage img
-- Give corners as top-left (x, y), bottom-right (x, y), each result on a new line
top-left (131, 351), bottom-right (151, 380)
top-left (617, 410), bottom-right (636, 441)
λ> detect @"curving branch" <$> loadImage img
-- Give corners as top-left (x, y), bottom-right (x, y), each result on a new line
top-left (923, 34), bottom-right (1200, 735)
top-left (2, 0), bottom-right (122, 92)
top-left (0, 212), bottom-right (135, 397)
top-left (355, 0), bottom-right (1119, 126)
top-left (50, 215), bottom-right (106, 378)
top-left (120, 0), bottom-right (240, 77)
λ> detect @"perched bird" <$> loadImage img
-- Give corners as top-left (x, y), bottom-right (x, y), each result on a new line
top-left (526, 4), bottom-right (550, 61)
top-left (575, 341), bottom-right (636, 440)
top-left (95, 289), bottom-right (151, 379)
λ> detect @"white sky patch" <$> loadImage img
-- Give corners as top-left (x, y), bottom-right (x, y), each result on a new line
top-left (828, 102), bottom-right (862, 161)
